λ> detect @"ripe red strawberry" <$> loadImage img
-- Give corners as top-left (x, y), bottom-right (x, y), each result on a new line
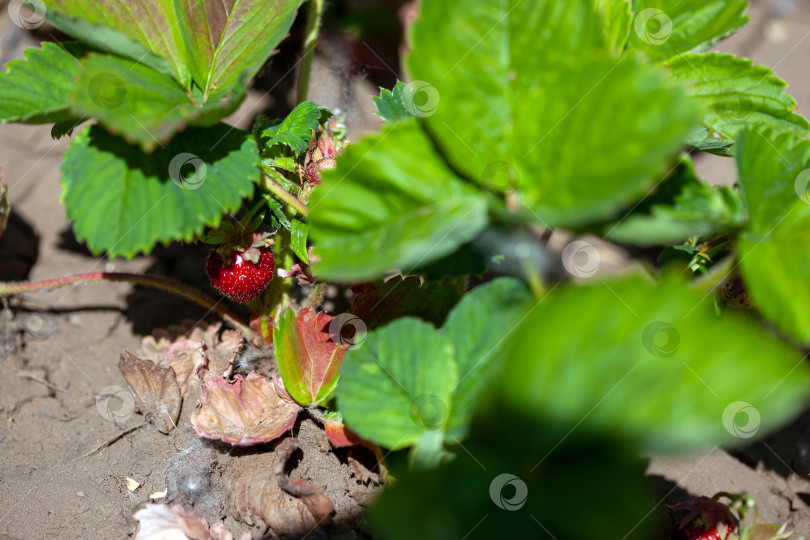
top-left (206, 234), bottom-right (275, 303)
top-left (673, 496), bottom-right (739, 540)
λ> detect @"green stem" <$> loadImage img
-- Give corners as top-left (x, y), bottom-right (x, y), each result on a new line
top-left (262, 174), bottom-right (308, 216)
top-left (521, 257), bottom-right (545, 299)
top-left (0, 272), bottom-right (253, 337)
top-left (276, 226), bottom-right (295, 322)
top-left (239, 197), bottom-right (271, 230)
top-left (296, 0), bottom-right (325, 104)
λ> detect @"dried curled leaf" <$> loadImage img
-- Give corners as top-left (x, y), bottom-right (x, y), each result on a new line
top-left (274, 307), bottom-right (347, 406)
top-left (207, 329), bottom-right (243, 376)
top-left (119, 352), bottom-right (181, 433)
top-left (226, 438), bottom-right (334, 534)
top-left (133, 503), bottom-right (251, 540)
top-left (209, 523), bottom-right (253, 540)
top-left (140, 322), bottom-right (243, 379)
top-left (191, 373), bottom-right (299, 446)
top-left (133, 503), bottom-right (209, 540)
top-left (159, 339), bottom-right (206, 397)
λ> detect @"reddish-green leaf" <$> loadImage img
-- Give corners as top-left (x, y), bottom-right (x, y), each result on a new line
top-left (43, 0), bottom-right (304, 99)
top-left (179, 0), bottom-right (304, 99)
top-left (42, 0), bottom-right (192, 86)
top-left (274, 308), bottom-right (348, 406)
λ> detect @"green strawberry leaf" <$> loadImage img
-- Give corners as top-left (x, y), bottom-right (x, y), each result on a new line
top-left (440, 278), bottom-right (532, 442)
top-left (336, 318), bottom-right (458, 450)
top-left (627, 0), bottom-right (749, 62)
top-left (373, 81), bottom-right (417, 123)
top-left (274, 308), bottom-right (347, 406)
top-left (370, 431), bottom-right (653, 540)
top-left (51, 117), bottom-right (87, 140)
top-left (308, 120), bottom-right (489, 281)
top-left (496, 275), bottom-right (810, 452)
top-left (256, 101), bottom-right (322, 155)
top-left (61, 124), bottom-right (259, 258)
top-left (290, 217), bottom-right (309, 263)
top-left (740, 204), bottom-right (810, 344)
top-left (596, 0), bottom-right (632, 53)
top-left (406, 0), bottom-right (696, 227)
top-left (736, 126), bottom-right (810, 343)
top-left (71, 54), bottom-right (243, 151)
top-left (663, 52), bottom-right (809, 144)
top-left (0, 42), bottom-right (80, 123)
top-left (736, 126), bottom-right (810, 232)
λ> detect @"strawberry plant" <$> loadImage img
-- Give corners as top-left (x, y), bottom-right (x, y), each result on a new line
top-left (3, 0), bottom-right (810, 539)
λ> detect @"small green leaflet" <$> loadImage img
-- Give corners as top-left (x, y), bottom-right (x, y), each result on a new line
top-left (263, 197), bottom-right (292, 230)
top-left (256, 101), bottom-right (323, 155)
top-left (290, 217), bottom-right (309, 263)
top-left (374, 81), bottom-right (417, 123)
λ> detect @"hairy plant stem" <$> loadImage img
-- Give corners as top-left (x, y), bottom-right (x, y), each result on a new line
top-left (262, 174), bottom-right (309, 216)
top-left (296, 0), bottom-right (325, 104)
top-left (0, 272), bottom-right (253, 337)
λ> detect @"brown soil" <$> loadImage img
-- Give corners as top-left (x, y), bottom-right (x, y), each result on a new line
top-left (2, 1), bottom-right (810, 538)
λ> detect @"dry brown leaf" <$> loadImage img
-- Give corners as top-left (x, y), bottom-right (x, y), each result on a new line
top-left (226, 438), bottom-right (334, 535)
top-left (208, 523), bottom-right (253, 540)
top-left (119, 352), bottom-right (182, 434)
top-left (138, 334), bottom-right (173, 362)
top-left (138, 322), bottom-right (244, 383)
top-left (159, 339), bottom-right (206, 397)
top-left (206, 329), bottom-right (243, 376)
top-left (348, 453), bottom-right (381, 485)
top-left (133, 503), bottom-right (209, 540)
top-left (190, 373), bottom-right (299, 446)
